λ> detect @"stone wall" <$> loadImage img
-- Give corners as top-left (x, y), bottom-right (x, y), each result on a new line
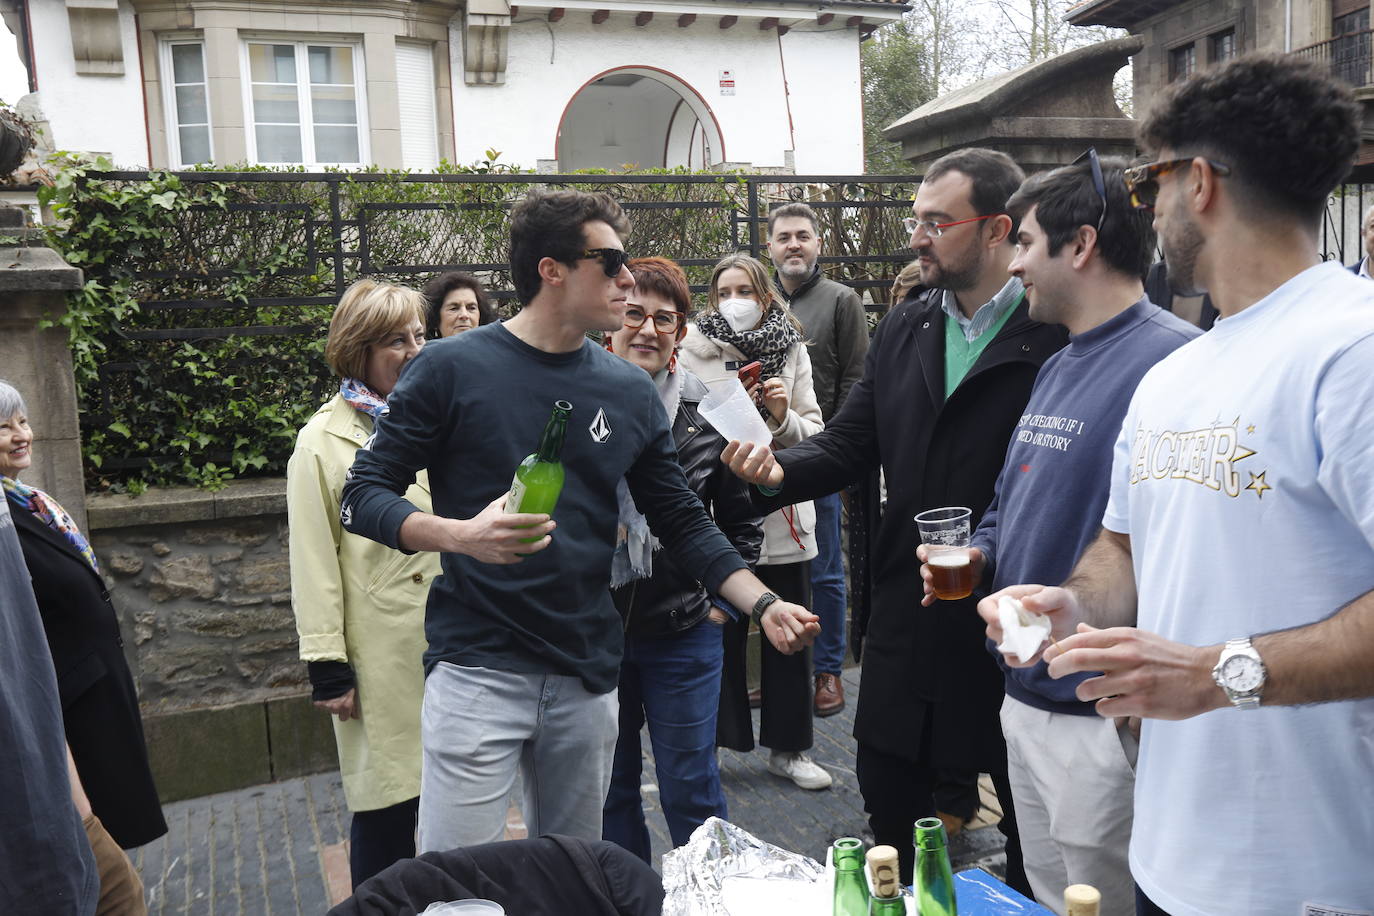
top-left (88, 478), bottom-right (308, 710)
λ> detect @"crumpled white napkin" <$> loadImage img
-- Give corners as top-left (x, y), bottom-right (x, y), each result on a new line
top-left (996, 596), bottom-right (1052, 663)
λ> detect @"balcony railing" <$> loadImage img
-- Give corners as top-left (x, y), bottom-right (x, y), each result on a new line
top-left (1293, 28), bottom-right (1374, 87)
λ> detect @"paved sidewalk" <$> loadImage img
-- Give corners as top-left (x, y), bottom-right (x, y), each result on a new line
top-left (133, 665), bottom-right (1010, 914)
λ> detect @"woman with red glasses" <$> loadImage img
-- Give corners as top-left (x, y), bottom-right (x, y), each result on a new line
top-left (600, 256), bottom-right (764, 860)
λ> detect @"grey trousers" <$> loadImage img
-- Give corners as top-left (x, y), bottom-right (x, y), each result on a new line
top-left (417, 662), bottom-right (619, 854)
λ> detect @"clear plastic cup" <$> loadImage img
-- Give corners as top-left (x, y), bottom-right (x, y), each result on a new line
top-left (699, 378), bottom-right (774, 451)
top-left (915, 507), bottom-right (973, 601)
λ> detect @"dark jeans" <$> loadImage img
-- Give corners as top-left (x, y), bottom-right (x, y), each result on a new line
top-left (603, 620), bottom-right (728, 861)
top-left (349, 796), bottom-right (419, 889)
top-left (1136, 885), bottom-right (1171, 916)
top-left (855, 740), bottom-right (1029, 896)
top-left (809, 492), bottom-right (848, 675)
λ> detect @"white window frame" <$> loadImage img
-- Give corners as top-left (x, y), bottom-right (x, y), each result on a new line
top-left (240, 38), bottom-right (370, 168)
top-left (160, 38), bottom-right (214, 168)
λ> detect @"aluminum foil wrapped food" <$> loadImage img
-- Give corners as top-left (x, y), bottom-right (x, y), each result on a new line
top-left (661, 817), bottom-right (826, 916)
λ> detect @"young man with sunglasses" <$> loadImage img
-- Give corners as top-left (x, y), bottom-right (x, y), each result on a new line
top-left (980, 55), bottom-right (1374, 916)
top-left (726, 148), bottom-right (1066, 888)
top-left (917, 154), bottom-right (1198, 915)
top-left (342, 189), bottom-right (818, 854)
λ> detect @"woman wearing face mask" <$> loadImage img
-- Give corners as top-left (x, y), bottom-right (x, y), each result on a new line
top-left (422, 271), bottom-right (498, 339)
top-left (599, 257), bottom-right (764, 860)
top-left (286, 280), bottom-right (440, 887)
top-left (678, 253), bottom-right (832, 792)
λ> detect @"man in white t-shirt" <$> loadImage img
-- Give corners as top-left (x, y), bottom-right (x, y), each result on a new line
top-left (978, 54), bottom-right (1374, 916)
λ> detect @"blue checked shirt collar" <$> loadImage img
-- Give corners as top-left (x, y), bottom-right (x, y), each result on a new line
top-left (940, 276), bottom-right (1024, 343)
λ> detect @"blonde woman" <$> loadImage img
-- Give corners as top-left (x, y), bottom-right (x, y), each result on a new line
top-left (678, 253), bottom-right (832, 791)
top-left (287, 280), bottom-right (440, 887)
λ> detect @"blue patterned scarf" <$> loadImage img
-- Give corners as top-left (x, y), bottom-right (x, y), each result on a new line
top-left (2, 476), bottom-right (100, 574)
top-left (340, 378), bottom-right (389, 420)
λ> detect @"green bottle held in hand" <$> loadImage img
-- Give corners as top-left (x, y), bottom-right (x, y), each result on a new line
top-left (833, 837), bottom-right (871, 916)
top-left (914, 817), bottom-right (958, 916)
top-left (505, 400), bottom-right (572, 543)
top-left (866, 845), bottom-right (906, 915)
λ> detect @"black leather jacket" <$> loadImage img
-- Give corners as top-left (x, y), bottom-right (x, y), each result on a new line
top-left (612, 371), bottom-right (764, 638)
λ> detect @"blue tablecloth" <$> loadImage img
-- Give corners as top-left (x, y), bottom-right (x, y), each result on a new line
top-left (949, 869), bottom-right (1055, 914)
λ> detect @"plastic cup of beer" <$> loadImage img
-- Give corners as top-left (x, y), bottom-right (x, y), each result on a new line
top-left (915, 507), bottom-right (974, 601)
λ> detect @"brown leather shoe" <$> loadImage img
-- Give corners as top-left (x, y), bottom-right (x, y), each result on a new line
top-left (748, 686), bottom-right (762, 709)
top-left (813, 673), bottom-right (845, 717)
top-left (937, 810), bottom-right (971, 837)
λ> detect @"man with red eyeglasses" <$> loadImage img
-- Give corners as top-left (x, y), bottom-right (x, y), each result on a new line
top-left (979, 55), bottom-right (1374, 915)
top-left (727, 148), bottom-right (1065, 887)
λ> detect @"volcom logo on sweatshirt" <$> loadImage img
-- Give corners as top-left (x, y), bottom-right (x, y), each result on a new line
top-left (589, 408), bottom-right (612, 443)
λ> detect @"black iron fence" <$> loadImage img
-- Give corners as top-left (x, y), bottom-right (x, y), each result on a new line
top-left (1322, 183), bottom-right (1374, 267)
top-left (67, 170), bottom-right (919, 487)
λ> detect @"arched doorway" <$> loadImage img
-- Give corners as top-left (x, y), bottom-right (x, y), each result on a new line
top-left (556, 67), bottom-right (724, 171)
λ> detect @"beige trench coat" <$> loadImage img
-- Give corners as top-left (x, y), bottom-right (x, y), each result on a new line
top-left (286, 394), bottom-right (440, 812)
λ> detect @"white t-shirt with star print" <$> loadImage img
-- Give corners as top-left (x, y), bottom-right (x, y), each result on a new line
top-left (1101, 261), bottom-right (1374, 916)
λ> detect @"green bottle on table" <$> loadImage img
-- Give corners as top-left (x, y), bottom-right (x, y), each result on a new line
top-left (914, 817), bottom-right (958, 915)
top-left (833, 837), bottom-right (871, 916)
top-left (505, 400), bottom-right (572, 543)
top-left (866, 845), bottom-right (906, 915)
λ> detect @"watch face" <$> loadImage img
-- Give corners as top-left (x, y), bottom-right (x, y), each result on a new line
top-left (1222, 655), bottom-right (1264, 692)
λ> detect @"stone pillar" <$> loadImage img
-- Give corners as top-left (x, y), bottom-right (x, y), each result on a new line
top-left (0, 206), bottom-right (87, 528)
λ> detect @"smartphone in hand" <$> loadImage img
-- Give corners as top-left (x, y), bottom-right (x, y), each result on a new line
top-left (737, 360), bottom-right (763, 389)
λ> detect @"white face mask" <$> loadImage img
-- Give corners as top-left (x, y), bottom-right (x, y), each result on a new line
top-left (718, 297), bottom-right (763, 334)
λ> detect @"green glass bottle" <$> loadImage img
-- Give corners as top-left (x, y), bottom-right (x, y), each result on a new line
top-left (914, 817), bottom-right (957, 916)
top-left (505, 400), bottom-right (571, 542)
top-left (833, 837), bottom-right (871, 916)
top-left (866, 845), bottom-right (906, 915)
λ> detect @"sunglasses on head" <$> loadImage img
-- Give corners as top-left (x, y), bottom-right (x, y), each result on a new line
top-left (1072, 147), bottom-right (1108, 234)
top-left (1123, 157), bottom-right (1232, 211)
top-left (577, 248), bottom-right (631, 277)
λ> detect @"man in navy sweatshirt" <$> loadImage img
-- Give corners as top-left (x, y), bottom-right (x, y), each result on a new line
top-left (340, 190), bottom-right (818, 854)
top-left (918, 155), bottom-right (1199, 915)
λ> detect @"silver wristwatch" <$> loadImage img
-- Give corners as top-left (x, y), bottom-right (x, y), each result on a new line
top-left (1211, 637), bottom-right (1267, 709)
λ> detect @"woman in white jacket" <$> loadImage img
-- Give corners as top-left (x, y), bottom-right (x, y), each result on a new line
top-left (678, 253), bottom-right (832, 791)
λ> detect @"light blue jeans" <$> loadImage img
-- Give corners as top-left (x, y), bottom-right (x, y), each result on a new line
top-left (417, 662), bottom-right (619, 853)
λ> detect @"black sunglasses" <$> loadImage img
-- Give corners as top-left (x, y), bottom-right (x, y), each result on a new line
top-left (577, 248), bottom-right (631, 277)
top-left (1123, 157), bottom-right (1232, 211)
top-left (1072, 147), bottom-right (1107, 234)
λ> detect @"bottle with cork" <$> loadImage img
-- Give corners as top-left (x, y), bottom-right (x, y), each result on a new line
top-left (865, 845), bottom-right (906, 914)
top-left (1064, 884), bottom-right (1101, 916)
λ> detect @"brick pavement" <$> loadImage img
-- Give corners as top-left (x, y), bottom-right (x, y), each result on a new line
top-left (133, 665), bottom-right (1010, 914)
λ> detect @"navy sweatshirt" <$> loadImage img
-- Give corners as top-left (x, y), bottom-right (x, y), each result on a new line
top-left (340, 322), bottom-right (747, 694)
top-left (970, 298), bottom-right (1201, 713)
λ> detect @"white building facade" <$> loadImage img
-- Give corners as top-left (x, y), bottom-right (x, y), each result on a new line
top-left (2, 0), bottom-right (903, 173)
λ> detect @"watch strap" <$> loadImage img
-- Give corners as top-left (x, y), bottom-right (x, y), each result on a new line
top-left (751, 591), bottom-right (780, 622)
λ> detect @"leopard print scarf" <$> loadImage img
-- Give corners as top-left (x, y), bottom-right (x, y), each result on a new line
top-left (695, 304), bottom-right (802, 383)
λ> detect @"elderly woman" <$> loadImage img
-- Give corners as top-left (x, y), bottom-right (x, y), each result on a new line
top-left (287, 280), bottom-right (441, 887)
top-left (0, 379), bottom-right (166, 851)
top-left (599, 257), bottom-right (764, 861)
top-left (677, 254), bottom-right (831, 791)
top-left (422, 271), bottom-right (497, 339)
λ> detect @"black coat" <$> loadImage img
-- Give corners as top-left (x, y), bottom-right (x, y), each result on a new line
top-left (756, 290), bottom-right (1067, 769)
top-left (329, 834), bottom-right (664, 916)
top-left (11, 504), bottom-right (167, 849)
top-left (612, 372), bottom-right (764, 638)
